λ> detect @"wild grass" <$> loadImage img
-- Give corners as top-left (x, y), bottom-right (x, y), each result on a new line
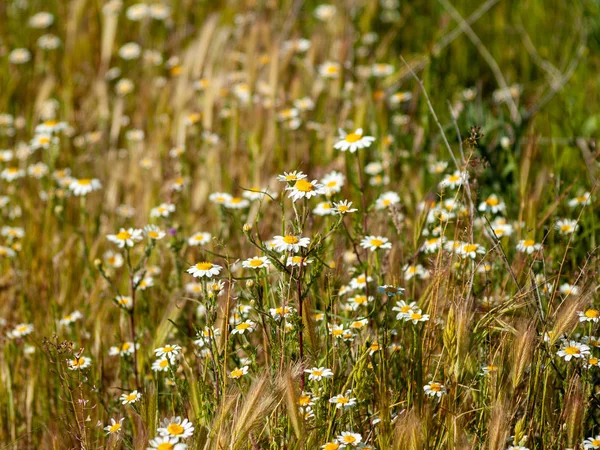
top-left (0, 0), bottom-right (600, 449)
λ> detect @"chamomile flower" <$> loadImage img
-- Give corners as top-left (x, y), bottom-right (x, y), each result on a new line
top-left (187, 262), bottom-right (222, 278)
top-left (321, 171), bottom-right (345, 195)
top-left (157, 416), bottom-right (195, 439)
top-left (478, 195), bottom-right (506, 214)
top-left (333, 128), bottom-right (375, 153)
top-left (115, 295), bottom-right (133, 310)
top-left (152, 357), bottom-right (171, 372)
top-left (423, 381), bottom-right (446, 398)
top-left (318, 61), bottom-right (341, 79)
top-left (69, 177), bottom-right (102, 196)
top-left (277, 171), bottom-right (307, 182)
top-left (583, 436), bottom-right (600, 449)
top-left (104, 418), bottom-right (124, 435)
top-left (579, 308), bottom-right (600, 323)
top-left (209, 192), bottom-right (233, 205)
top-left (568, 192), bottom-right (591, 208)
top-left (229, 366), bottom-right (249, 379)
top-left (392, 300), bottom-right (418, 319)
top-left (337, 431), bottom-right (363, 447)
top-left (314, 4), bottom-right (336, 21)
top-left (305, 367), bottom-right (333, 381)
top-left (321, 442), bottom-right (340, 450)
top-left (360, 235), bottom-right (392, 252)
top-left (403, 264), bottom-right (427, 280)
top-left (109, 341), bottom-right (137, 357)
top-left (150, 203), bottom-right (175, 218)
top-left (272, 234), bottom-right (310, 253)
top-left (242, 256), bottom-right (270, 270)
top-left (349, 274), bottom-right (372, 289)
top-left (459, 243), bottom-right (485, 259)
top-left (559, 283), bottom-right (579, 296)
top-left (104, 251), bottom-right (124, 268)
top-left (329, 393), bottom-right (357, 409)
top-left (421, 236), bottom-right (445, 253)
top-left (555, 219), bottom-right (578, 235)
top-left (1, 167), bottom-right (25, 182)
top-left (313, 201), bottom-right (335, 216)
top-left (481, 364), bottom-right (499, 375)
top-left (67, 356), bottom-right (92, 370)
top-left (557, 340), bottom-right (590, 361)
top-left (144, 225), bottom-right (166, 240)
top-left (147, 436), bottom-right (187, 450)
top-left (107, 228), bottom-right (143, 248)
top-left (225, 197), bottom-right (250, 209)
top-left (375, 191), bottom-right (400, 210)
top-left (8, 323), bottom-right (34, 338)
top-left (286, 179), bottom-right (326, 201)
top-left (231, 320), bottom-right (256, 335)
top-left (334, 200), bottom-right (358, 214)
top-left (188, 232), bottom-right (212, 246)
top-left (439, 171), bottom-right (468, 189)
top-left (0, 246), bottom-right (15, 258)
top-left (286, 255), bottom-right (313, 267)
top-left (405, 309), bottom-right (430, 324)
top-left (154, 344), bottom-right (182, 362)
top-left (59, 310), bottom-right (83, 327)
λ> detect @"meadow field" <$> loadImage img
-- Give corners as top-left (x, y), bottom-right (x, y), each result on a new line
top-left (1, 0), bottom-right (600, 448)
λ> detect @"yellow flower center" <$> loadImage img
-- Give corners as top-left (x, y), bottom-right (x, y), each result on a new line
top-left (323, 444), bottom-right (340, 450)
top-left (109, 422), bottom-right (121, 433)
top-left (298, 395), bottom-right (310, 406)
top-left (148, 231), bottom-right (159, 239)
top-left (326, 65), bottom-right (339, 74)
top-left (39, 136), bottom-right (50, 144)
top-left (590, 358), bottom-right (599, 365)
top-left (586, 309), bottom-right (599, 318)
top-left (72, 357), bottom-right (85, 367)
top-left (157, 444), bottom-right (174, 450)
top-left (122, 343), bottom-right (130, 351)
top-left (167, 423), bottom-right (184, 435)
top-left (160, 359), bottom-right (169, 368)
top-left (523, 239), bottom-right (535, 247)
top-left (116, 230), bottom-right (131, 240)
top-left (410, 313), bottom-right (422, 320)
top-left (345, 133), bottom-right (361, 143)
top-left (249, 259), bottom-right (264, 267)
top-left (294, 179), bottom-right (314, 192)
top-left (125, 393), bottom-right (137, 401)
top-left (335, 397), bottom-right (349, 404)
top-left (195, 262), bottom-right (213, 270)
top-left (564, 346), bottom-right (580, 355)
top-left (463, 244), bottom-right (478, 253)
top-left (230, 197), bottom-right (243, 204)
top-left (338, 205), bottom-right (349, 212)
top-left (231, 368), bottom-right (244, 378)
top-left (237, 323), bottom-right (250, 330)
top-left (283, 235), bottom-right (299, 244)
top-left (448, 175), bottom-right (460, 182)
top-left (429, 383), bottom-right (442, 392)
top-left (369, 239), bottom-right (384, 247)
top-left (485, 197), bottom-right (499, 206)
top-left (343, 436), bottom-right (356, 443)
top-left (560, 225), bottom-right (572, 232)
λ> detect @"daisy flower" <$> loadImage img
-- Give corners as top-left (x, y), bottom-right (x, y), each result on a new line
top-left (403, 264), bottom-right (427, 280)
top-left (481, 364), bottom-right (499, 375)
top-left (157, 416), bottom-right (195, 439)
top-left (1, 167), bottom-right (25, 182)
top-left (147, 436), bottom-right (187, 450)
top-left (439, 171), bottom-right (468, 189)
top-left (516, 239), bottom-right (541, 254)
top-left (286, 179), bottom-right (326, 202)
top-left (333, 128), bottom-right (375, 153)
top-left (187, 232), bottom-right (212, 246)
top-left (423, 381), bottom-right (446, 398)
top-left (421, 237), bottom-right (445, 253)
top-left (555, 218), bottom-right (578, 235)
top-left (242, 256), bottom-right (270, 270)
top-left (154, 344), bottom-right (182, 362)
top-left (121, 390), bottom-right (141, 405)
top-left (318, 61), bottom-right (341, 78)
top-left (150, 203), bottom-right (175, 218)
top-left (321, 171), bottom-right (345, 195)
top-left (313, 201), bottom-right (335, 216)
top-left (277, 171), bottom-right (307, 182)
top-left (459, 243), bottom-right (485, 259)
top-left (557, 340), bottom-right (590, 361)
top-left (286, 255), bottom-right (313, 267)
top-left (115, 295), bottom-right (133, 310)
top-left (559, 283), bottom-right (579, 296)
top-left (104, 418), bottom-right (123, 435)
top-left (144, 225), bottom-right (166, 240)
top-left (209, 192), bottom-right (233, 205)
top-left (349, 274), bottom-right (372, 289)
top-left (336, 431), bottom-right (363, 447)
top-left (568, 192), bottom-right (591, 208)
top-left (187, 262), bottom-right (222, 278)
top-left (334, 200), bottom-right (358, 214)
top-left (225, 197), bottom-right (250, 209)
top-left (405, 309), bottom-right (430, 324)
top-left (329, 393), bottom-right (357, 409)
top-left (67, 356), bottom-right (92, 370)
top-left (272, 234), bottom-right (310, 253)
top-left (229, 366), bottom-right (249, 379)
top-left (321, 442), bottom-right (340, 450)
top-left (231, 320), bottom-right (256, 335)
top-left (583, 436), bottom-right (600, 449)
top-left (360, 235), bottom-right (392, 252)
top-left (107, 228), bottom-right (143, 248)
top-left (478, 194), bottom-right (505, 214)
top-left (305, 367), bottom-right (333, 381)
top-left (109, 341), bottom-right (137, 357)
top-left (152, 357), bottom-right (171, 372)
top-left (392, 300), bottom-right (418, 319)
top-left (8, 323), bottom-right (34, 339)
top-left (579, 308), bottom-right (600, 323)
top-left (269, 306), bottom-right (295, 320)
top-left (374, 191), bottom-right (400, 210)
top-left (69, 177), bottom-right (102, 196)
